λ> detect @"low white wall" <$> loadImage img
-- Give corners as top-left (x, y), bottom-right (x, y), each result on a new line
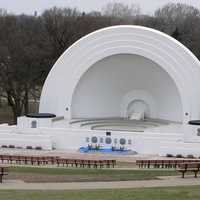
top-left (183, 124), bottom-right (200, 142)
top-left (17, 116), bottom-right (52, 128)
top-left (0, 132), bottom-right (52, 150)
top-left (39, 127), bottom-right (181, 154)
top-left (160, 141), bottom-right (200, 157)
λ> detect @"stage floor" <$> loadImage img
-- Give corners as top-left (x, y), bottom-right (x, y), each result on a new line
top-left (70, 118), bottom-right (180, 133)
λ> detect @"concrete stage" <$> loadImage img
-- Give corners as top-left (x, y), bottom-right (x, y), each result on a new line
top-left (1, 26), bottom-right (200, 157)
top-left (0, 116), bottom-right (199, 156)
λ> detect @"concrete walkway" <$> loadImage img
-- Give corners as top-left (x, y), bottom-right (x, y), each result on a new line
top-left (1, 176), bottom-right (200, 190)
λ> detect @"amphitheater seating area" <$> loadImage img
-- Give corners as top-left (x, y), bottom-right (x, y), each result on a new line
top-left (0, 155), bottom-right (116, 168)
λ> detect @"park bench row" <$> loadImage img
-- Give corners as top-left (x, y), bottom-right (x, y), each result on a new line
top-left (0, 155), bottom-right (116, 168)
top-left (0, 155), bottom-right (59, 165)
top-left (56, 158), bottom-right (116, 168)
top-left (136, 159), bottom-right (200, 169)
top-left (137, 159), bottom-right (200, 178)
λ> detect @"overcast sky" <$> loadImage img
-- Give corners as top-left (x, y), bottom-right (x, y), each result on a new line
top-left (0, 0), bottom-right (199, 15)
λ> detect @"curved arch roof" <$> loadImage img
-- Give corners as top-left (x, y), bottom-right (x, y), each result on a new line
top-left (39, 25), bottom-right (200, 123)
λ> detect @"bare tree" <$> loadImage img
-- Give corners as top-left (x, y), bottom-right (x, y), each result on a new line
top-left (154, 3), bottom-right (200, 34)
top-left (42, 7), bottom-right (82, 59)
top-left (154, 3), bottom-right (200, 59)
top-left (42, 7), bottom-right (116, 61)
top-left (102, 2), bottom-right (140, 19)
top-left (0, 8), bottom-right (7, 16)
top-left (0, 14), bottom-right (50, 123)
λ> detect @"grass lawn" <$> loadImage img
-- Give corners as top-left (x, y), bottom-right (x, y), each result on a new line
top-left (1, 186), bottom-right (200, 200)
top-left (6, 166), bottom-right (180, 182)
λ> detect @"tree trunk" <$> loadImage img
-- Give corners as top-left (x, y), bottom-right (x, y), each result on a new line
top-left (7, 93), bottom-right (23, 124)
top-left (12, 99), bottom-right (22, 124)
top-left (24, 88), bottom-right (29, 115)
top-left (12, 109), bottom-right (18, 125)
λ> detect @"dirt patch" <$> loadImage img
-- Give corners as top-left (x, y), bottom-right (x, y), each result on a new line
top-left (5, 172), bottom-right (124, 183)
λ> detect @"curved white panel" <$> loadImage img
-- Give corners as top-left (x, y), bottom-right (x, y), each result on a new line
top-left (40, 25), bottom-right (200, 123)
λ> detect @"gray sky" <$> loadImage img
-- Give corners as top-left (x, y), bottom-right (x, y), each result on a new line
top-left (0, 0), bottom-right (199, 15)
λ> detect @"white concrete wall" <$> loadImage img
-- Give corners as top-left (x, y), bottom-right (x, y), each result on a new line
top-left (0, 132), bottom-right (52, 150)
top-left (38, 127), bottom-right (182, 154)
top-left (160, 141), bottom-right (200, 157)
top-left (72, 54), bottom-right (182, 122)
top-left (17, 116), bottom-right (52, 128)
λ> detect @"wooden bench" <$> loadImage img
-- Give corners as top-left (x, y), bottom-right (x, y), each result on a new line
top-left (56, 158), bottom-right (116, 168)
top-left (0, 166), bottom-right (9, 183)
top-left (0, 154), bottom-right (116, 169)
top-left (177, 163), bottom-right (200, 178)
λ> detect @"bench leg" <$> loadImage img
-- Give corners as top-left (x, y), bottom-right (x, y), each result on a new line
top-left (0, 175), bottom-right (2, 183)
top-left (182, 172), bottom-right (185, 178)
top-left (194, 172), bottom-right (198, 178)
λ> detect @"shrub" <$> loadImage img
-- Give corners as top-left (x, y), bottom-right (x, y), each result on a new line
top-left (8, 145), bottom-right (15, 148)
top-left (176, 154), bottom-right (183, 158)
top-left (166, 154), bottom-right (173, 157)
top-left (35, 146), bottom-right (42, 150)
top-left (112, 146), bottom-right (116, 151)
top-left (87, 144), bottom-right (92, 150)
top-left (26, 146), bottom-right (33, 150)
top-left (95, 145), bottom-right (100, 150)
top-left (120, 146), bottom-right (125, 151)
top-left (1, 145), bottom-right (7, 148)
top-left (187, 154), bottom-right (195, 159)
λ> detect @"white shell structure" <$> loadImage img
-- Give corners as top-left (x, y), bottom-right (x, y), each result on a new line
top-left (40, 25), bottom-right (200, 124)
top-left (1, 25), bottom-right (200, 156)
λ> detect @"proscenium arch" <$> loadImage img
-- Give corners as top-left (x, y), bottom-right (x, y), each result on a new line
top-left (39, 25), bottom-right (200, 123)
top-left (71, 54), bottom-right (183, 122)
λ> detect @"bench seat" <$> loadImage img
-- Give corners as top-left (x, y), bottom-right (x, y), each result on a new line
top-left (0, 166), bottom-right (9, 183)
top-left (177, 163), bottom-right (200, 178)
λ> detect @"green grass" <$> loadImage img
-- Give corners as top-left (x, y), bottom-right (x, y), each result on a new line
top-left (9, 166), bottom-right (179, 181)
top-left (1, 186), bottom-right (200, 200)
